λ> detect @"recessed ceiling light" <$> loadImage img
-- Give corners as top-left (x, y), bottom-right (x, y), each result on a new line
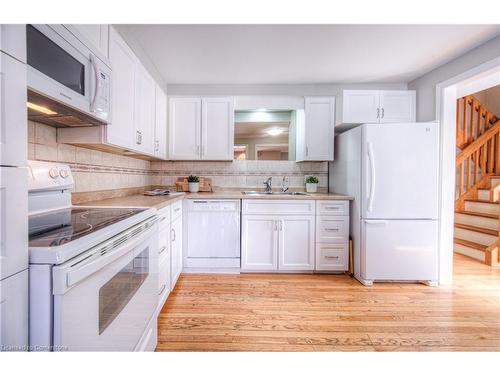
top-left (257, 108), bottom-right (268, 112)
top-left (266, 128), bottom-right (283, 136)
top-left (27, 102), bottom-right (58, 115)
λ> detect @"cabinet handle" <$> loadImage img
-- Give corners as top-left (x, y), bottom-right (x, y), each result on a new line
top-left (158, 246), bottom-right (167, 255)
top-left (274, 221), bottom-right (278, 231)
top-left (171, 228), bottom-right (176, 242)
top-left (158, 283), bottom-right (166, 295)
top-left (325, 255), bottom-right (339, 260)
top-left (279, 220), bottom-right (283, 231)
top-left (155, 140), bottom-right (159, 151)
top-left (306, 146), bottom-right (309, 157)
top-left (136, 130), bottom-right (143, 145)
top-left (160, 216), bottom-right (167, 222)
top-left (381, 108), bottom-right (384, 118)
top-left (174, 207), bottom-right (181, 213)
top-left (325, 228), bottom-right (339, 232)
top-left (377, 108), bottom-right (380, 118)
top-left (324, 206), bottom-right (340, 210)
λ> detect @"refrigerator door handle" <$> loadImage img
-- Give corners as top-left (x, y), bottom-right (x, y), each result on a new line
top-left (367, 142), bottom-right (376, 213)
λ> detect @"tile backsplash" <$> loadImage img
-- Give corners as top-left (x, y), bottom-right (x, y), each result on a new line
top-left (28, 121), bottom-right (328, 197)
top-left (150, 160), bottom-right (328, 192)
top-left (28, 121), bottom-right (152, 193)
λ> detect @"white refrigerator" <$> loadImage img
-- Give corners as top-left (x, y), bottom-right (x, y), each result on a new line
top-left (1, 29), bottom-right (29, 351)
top-left (329, 122), bottom-right (439, 286)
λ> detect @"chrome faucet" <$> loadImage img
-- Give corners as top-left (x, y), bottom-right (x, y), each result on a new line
top-left (281, 175), bottom-right (289, 193)
top-left (263, 177), bottom-right (273, 193)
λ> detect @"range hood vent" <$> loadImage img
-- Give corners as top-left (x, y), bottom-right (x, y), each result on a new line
top-left (27, 90), bottom-right (107, 128)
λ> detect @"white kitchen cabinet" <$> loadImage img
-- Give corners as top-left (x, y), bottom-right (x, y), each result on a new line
top-left (70, 25), bottom-right (109, 58)
top-left (168, 97), bottom-right (201, 160)
top-left (154, 85), bottom-right (168, 159)
top-left (241, 215), bottom-right (279, 271)
top-left (0, 52), bottom-right (27, 167)
top-left (107, 27), bottom-right (136, 150)
top-left (0, 270), bottom-right (28, 351)
top-left (278, 216), bottom-right (315, 271)
top-left (134, 65), bottom-right (156, 156)
top-left (158, 244), bottom-right (171, 309)
top-left (168, 96), bottom-right (234, 160)
top-left (296, 96), bottom-right (335, 161)
top-left (336, 90), bottom-right (415, 126)
top-left (170, 215), bottom-right (183, 288)
top-left (201, 97), bottom-right (234, 160)
top-left (0, 25), bottom-right (26, 63)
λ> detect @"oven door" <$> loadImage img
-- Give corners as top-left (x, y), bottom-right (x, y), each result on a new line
top-left (26, 24), bottom-right (110, 123)
top-left (51, 217), bottom-right (158, 351)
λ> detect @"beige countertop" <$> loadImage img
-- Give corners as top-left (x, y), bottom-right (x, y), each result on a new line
top-left (78, 190), bottom-right (353, 210)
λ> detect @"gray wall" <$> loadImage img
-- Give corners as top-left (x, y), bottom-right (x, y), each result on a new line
top-left (167, 83), bottom-right (407, 96)
top-left (408, 35), bottom-right (500, 121)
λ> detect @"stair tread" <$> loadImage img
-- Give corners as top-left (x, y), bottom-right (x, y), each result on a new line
top-left (455, 210), bottom-right (499, 219)
top-left (454, 223), bottom-right (498, 236)
top-left (454, 238), bottom-right (488, 251)
top-left (464, 199), bottom-right (498, 204)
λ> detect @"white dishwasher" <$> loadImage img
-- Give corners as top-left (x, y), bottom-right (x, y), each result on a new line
top-left (184, 199), bottom-right (241, 270)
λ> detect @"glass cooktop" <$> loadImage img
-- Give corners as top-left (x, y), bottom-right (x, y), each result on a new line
top-left (29, 207), bottom-right (146, 248)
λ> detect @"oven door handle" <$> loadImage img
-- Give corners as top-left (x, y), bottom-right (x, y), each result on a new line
top-left (52, 217), bottom-right (157, 294)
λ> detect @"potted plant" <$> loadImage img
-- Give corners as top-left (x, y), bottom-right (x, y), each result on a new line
top-left (187, 175), bottom-right (200, 193)
top-left (305, 176), bottom-right (319, 193)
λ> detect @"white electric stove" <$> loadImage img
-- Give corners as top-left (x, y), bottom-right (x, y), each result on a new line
top-left (28, 160), bottom-right (159, 351)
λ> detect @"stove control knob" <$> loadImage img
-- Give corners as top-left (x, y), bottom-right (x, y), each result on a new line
top-left (49, 168), bottom-right (59, 179)
top-left (59, 169), bottom-right (69, 178)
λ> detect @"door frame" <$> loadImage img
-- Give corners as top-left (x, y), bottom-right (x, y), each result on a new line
top-left (435, 56), bottom-right (500, 284)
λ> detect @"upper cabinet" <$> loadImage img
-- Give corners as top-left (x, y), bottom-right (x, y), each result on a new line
top-left (169, 96), bottom-right (234, 160)
top-left (70, 25), bottom-right (109, 58)
top-left (154, 86), bottom-right (168, 159)
top-left (134, 65), bottom-right (156, 155)
top-left (296, 96), bottom-right (335, 162)
top-left (336, 90), bottom-right (416, 127)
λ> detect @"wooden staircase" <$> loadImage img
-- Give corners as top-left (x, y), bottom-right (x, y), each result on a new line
top-left (454, 95), bottom-right (500, 266)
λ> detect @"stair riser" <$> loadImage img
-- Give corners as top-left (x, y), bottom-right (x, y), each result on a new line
top-left (454, 227), bottom-right (497, 246)
top-left (464, 201), bottom-right (499, 215)
top-left (454, 243), bottom-right (486, 263)
top-left (492, 185), bottom-right (500, 202)
top-left (454, 213), bottom-right (499, 231)
top-left (478, 189), bottom-right (491, 201)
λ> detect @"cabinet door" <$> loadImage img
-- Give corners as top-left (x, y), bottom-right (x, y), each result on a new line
top-left (379, 90), bottom-right (416, 123)
top-left (0, 167), bottom-right (28, 280)
top-left (201, 97), bottom-right (234, 160)
top-left (0, 270), bottom-right (28, 350)
top-left (303, 97), bottom-right (335, 161)
top-left (71, 25), bottom-right (109, 57)
top-left (341, 90), bottom-right (379, 124)
top-left (278, 216), bottom-right (315, 271)
top-left (168, 97), bottom-right (201, 160)
top-left (1, 52), bottom-right (27, 167)
top-left (154, 85), bottom-right (168, 159)
top-left (107, 28), bottom-right (135, 150)
top-left (134, 66), bottom-right (156, 155)
top-left (170, 216), bottom-right (183, 288)
top-left (241, 215), bottom-right (278, 270)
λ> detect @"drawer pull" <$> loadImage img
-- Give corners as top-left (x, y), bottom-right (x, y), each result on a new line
top-left (160, 216), bottom-right (167, 222)
top-left (158, 246), bottom-right (167, 255)
top-left (325, 228), bottom-right (339, 232)
top-left (325, 255), bottom-right (339, 260)
top-left (325, 206), bottom-right (340, 210)
top-left (171, 228), bottom-right (176, 242)
top-left (174, 207), bottom-right (181, 212)
top-left (158, 284), bottom-right (166, 295)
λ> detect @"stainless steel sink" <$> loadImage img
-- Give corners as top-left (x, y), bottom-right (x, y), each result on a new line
top-left (241, 191), bottom-right (309, 196)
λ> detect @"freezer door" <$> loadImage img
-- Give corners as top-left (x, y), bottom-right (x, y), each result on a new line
top-left (361, 122), bottom-right (439, 219)
top-left (362, 219), bottom-right (438, 281)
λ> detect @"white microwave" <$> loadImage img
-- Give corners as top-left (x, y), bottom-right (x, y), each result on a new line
top-left (26, 24), bottom-right (111, 125)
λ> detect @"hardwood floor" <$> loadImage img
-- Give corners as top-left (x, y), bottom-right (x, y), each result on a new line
top-left (157, 254), bottom-right (500, 351)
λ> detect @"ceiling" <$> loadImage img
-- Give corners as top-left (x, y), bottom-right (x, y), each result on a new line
top-left (235, 121), bottom-right (290, 138)
top-left (117, 24), bottom-right (500, 85)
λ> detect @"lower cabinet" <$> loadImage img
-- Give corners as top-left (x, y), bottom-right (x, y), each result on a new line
top-left (170, 215), bottom-right (183, 287)
top-left (241, 214), bottom-right (315, 271)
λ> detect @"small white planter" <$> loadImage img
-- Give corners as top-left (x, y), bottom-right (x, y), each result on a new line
top-left (188, 182), bottom-right (200, 193)
top-left (306, 183), bottom-right (318, 193)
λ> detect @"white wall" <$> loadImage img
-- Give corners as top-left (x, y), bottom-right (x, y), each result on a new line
top-left (473, 85), bottom-right (500, 117)
top-left (167, 83), bottom-right (407, 96)
top-left (408, 35), bottom-right (500, 121)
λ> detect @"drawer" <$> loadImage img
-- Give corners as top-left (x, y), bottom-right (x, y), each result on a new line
top-left (158, 226), bottom-right (170, 260)
top-left (315, 243), bottom-right (348, 271)
top-left (316, 216), bottom-right (349, 243)
top-left (171, 200), bottom-right (183, 221)
top-left (317, 200), bottom-right (349, 216)
top-left (242, 199), bottom-right (315, 215)
top-left (157, 206), bottom-right (171, 231)
top-left (158, 250), bottom-right (171, 298)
